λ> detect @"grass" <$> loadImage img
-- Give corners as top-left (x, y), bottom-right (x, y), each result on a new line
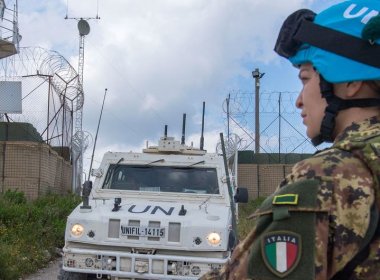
top-left (237, 197), bottom-right (266, 239)
top-left (0, 190), bottom-right (81, 280)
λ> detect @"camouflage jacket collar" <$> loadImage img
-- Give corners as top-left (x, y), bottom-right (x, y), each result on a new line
top-left (334, 116), bottom-right (380, 144)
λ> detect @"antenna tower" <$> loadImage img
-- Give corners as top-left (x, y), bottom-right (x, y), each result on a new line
top-left (0, 0), bottom-right (21, 59)
top-left (65, 0), bottom-right (100, 192)
top-left (0, 0), bottom-right (21, 121)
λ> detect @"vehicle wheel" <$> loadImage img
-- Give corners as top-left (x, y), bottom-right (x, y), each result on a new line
top-left (57, 268), bottom-right (89, 280)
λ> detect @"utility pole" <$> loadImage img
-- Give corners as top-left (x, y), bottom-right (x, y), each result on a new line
top-left (252, 68), bottom-right (265, 154)
top-left (279, 92), bottom-right (282, 162)
top-left (227, 94), bottom-right (230, 141)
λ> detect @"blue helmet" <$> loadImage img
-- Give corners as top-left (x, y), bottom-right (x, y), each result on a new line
top-left (275, 0), bottom-right (380, 83)
top-left (275, 0), bottom-right (380, 146)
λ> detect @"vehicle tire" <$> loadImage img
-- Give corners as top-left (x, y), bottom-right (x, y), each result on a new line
top-left (57, 268), bottom-right (89, 280)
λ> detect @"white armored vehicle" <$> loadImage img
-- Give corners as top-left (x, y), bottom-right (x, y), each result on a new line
top-left (60, 119), bottom-right (248, 280)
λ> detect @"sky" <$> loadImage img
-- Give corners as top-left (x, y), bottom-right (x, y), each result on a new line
top-left (12, 0), bottom-right (342, 177)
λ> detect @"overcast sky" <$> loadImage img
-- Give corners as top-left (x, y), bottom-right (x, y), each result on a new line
top-left (14, 0), bottom-right (341, 176)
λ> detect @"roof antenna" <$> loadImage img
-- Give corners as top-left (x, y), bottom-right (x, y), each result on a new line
top-left (96, 0), bottom-right (100, 19)
top-left (181, 113), bottom-right (186, 145)
top-left (88, 88), bottom-right (107, 181)
top-left (200, 101), bottom-right (205, 150)
top-left (164, 124), bottom-right (168, 139)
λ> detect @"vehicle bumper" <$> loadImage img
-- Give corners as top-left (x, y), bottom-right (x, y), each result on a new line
top-left (62, 247), bottom-right (228, 279)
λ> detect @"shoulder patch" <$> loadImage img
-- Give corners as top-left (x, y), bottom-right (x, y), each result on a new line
top-left (272, 194), bottom-right (298, 205)
top-left (261, 231), bottom-right (302, 278)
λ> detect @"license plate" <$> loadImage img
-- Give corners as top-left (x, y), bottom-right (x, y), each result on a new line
top-left (121, 226), bottom-right (165, 237)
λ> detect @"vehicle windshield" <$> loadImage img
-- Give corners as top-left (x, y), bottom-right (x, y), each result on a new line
top-left (102, 164), bottom-right (219, 194)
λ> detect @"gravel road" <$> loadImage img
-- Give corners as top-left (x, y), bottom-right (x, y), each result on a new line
top-left (23, 258), bottom-right (61, 280)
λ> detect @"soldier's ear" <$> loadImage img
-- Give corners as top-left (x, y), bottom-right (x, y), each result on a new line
top-left (345, 81), bottom-right (364, 98)
top-left (334, 81), bottom-right (364, 99)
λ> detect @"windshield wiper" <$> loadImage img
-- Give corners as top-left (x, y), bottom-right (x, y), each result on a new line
top-left (188, 160), bottom-right (205, 167)
top-left (145, 159), bottom-right (165, 165)
top-left (104, 157), bottom-right (124, 188)
top-left (199, 195), bottom-right (211, 213)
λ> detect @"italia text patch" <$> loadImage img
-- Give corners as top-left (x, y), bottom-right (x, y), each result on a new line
top-left (261, 231), bottom-right (301, 278)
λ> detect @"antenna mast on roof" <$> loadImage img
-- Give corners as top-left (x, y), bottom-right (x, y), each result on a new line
top-left (65, 0), bottom-right (100, 193)
top-left (200, 101), bottom-right (205, 150)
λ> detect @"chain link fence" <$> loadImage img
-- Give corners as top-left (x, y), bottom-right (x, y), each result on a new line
top-left (0, 47), bottom-right (85, 196)
top-left (223, 90), bottom-right (325, 198)
top-left (0, 47), bottom-right (82, 149)
top-left (223, 90), bottom-right (321, 157)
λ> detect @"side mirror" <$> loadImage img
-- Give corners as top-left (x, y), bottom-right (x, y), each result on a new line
top-left (234, 187), bottom-right (248, 203)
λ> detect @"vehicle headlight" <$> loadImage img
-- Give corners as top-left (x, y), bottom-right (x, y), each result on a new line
top-left (206, 232), bottom-right (221, 246)
top-left (71, 224), bottom-right (84, 237)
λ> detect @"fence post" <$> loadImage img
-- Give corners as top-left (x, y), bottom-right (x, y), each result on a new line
top-left (256, 164), bottom-right (260, 198)
top-left (38, 143), bottom-right (42, 197)
top-left (1, 142), bottom-right (6, 194)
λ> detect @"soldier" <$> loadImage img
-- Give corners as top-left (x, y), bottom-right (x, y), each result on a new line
top-left (200, 0), bottom-right (380, 279)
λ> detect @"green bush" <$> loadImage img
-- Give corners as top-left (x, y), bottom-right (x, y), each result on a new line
top-left (3, 189), bottom-right (27, 204)
top-left (0, 190), bottom-right (80, 280)
top-left (237, 197), bottom-right (266, 239)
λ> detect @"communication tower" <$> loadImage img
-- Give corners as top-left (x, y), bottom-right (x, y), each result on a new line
top-left (65, 1), bottom-right (100, 192)
top-left (0, 0), bottom-right (21, 121)
top-left (0, 0), bottom-right (20, 59)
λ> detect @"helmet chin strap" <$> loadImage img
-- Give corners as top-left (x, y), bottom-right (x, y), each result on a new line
top-left (311, 76), bottom-right (336, 146)
top-left (311, 75), bottom-right (380, 146)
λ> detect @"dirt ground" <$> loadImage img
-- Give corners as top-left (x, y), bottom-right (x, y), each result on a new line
top-left (23, 258), bottom-right (61, 280)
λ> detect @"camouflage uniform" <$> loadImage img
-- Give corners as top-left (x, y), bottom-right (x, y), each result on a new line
top-left (200, 116), bottom-right (380, 280)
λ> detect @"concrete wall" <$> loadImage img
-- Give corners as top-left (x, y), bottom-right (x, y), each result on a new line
top-left (238, 163), bottom-right (294, 199)
top-left (0, 141), bottom-right (72, 200)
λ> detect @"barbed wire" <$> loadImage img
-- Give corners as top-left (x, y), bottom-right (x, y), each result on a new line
top-left (0, 47), bottom-right (84, 148)
top-left (222, 90), bottom-right (319, 156)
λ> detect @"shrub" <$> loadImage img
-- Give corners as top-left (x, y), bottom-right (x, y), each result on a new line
top-left (237, 197), bottom-right (266, 239)
top-left (3, 189), bottom-right (27, 204)
top-left (0, 191), bottom-right (80, 279)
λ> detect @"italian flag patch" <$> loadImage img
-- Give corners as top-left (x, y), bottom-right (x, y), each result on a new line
top-left (262, 231), bottom-right (301, 277)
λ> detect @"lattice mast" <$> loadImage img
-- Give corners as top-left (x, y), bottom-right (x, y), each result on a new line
top-left (65, 1), bottom-right (100, 192)
top-left (0, 0), bottom-right (21, 121)
top-left (75, 19), bottom-right (89, 192)
top-left (0, 0), bottom-right (21, 59)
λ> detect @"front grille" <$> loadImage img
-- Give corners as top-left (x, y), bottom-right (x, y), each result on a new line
top-left (108, 219), bottom-right (120, 238)
top-left (168, 222), bottom-right (181, 242)
top-left (67, 241), bottom-right (226, 257)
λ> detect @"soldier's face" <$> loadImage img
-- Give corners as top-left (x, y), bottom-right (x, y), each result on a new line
top-left (295, 63), bottom-right (328, 139)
